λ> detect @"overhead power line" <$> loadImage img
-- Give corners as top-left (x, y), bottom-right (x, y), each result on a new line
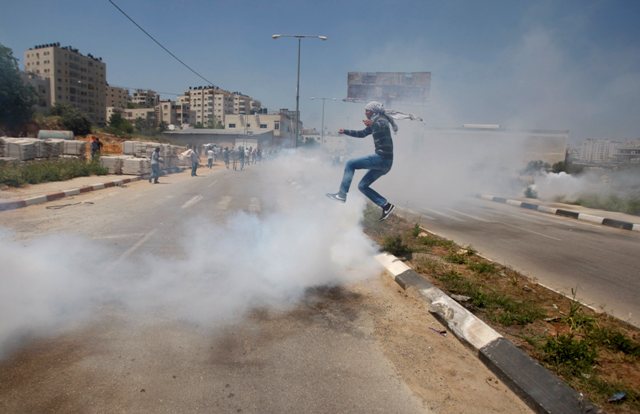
top-left (107, 0), bottom-right (215, 87)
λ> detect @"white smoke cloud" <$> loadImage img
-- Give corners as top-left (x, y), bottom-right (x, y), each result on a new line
top-left (0, 152), bottom-right (381, 358)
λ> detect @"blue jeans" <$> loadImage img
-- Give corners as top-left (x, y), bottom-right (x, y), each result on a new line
top-left (191, 162), bottom-right (198, 176)
top-left (150, 163), bottom-right (160, 182)
top-left (339, 154), bottom-right (392, 207)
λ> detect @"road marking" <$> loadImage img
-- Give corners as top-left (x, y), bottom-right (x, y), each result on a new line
top-left (207, 179), bottom-right (219, 188)
top-left (181, 195), bottom-right (203, 209)
top-left (445, 208), bottom-right (491, 222)
top-left (421, 207), bottom-right (465, 222)
top-left (111, 229), bottom-right (157, 267)
top-left (92, 233), bottom-right (146, 240)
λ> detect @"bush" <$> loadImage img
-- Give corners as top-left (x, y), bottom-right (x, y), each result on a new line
top-left (544, 334), bottom-right (597, 374)
top-left (382, 235), bottom-right (412, 257)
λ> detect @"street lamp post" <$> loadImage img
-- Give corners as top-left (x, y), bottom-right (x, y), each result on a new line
top-left (310, 97), bottom-right (337, 143)
top-left (272, 34), bottom-right (327, 147)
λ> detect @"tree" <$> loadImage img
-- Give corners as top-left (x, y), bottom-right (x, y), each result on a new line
top-left (50, 103), bottom-right (92, 135)
top-left (108, 112), bottom-right (133, 135)
top-left (0, 43), bottom-right (36, 135)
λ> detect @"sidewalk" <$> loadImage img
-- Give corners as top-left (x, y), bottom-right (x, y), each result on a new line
top-left (480, 194), bottom-right (640, 232)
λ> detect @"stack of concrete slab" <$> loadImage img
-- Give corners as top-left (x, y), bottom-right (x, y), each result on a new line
top-left (3, 138), bottom-right (38, 161)
top-left (122, 157), bottom-right (151, 175)
top-left (63, 140), bottom-right (86, 157)
top-left (42, 139), bottom-right (65, 158)
top-left (122, 140), bottom-right (186, 170)
top-left (99, 156), bottom-right (124, 174)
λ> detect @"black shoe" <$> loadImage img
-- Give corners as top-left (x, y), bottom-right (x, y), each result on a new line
top-left (326, 192), bottom-right (346, 203)
top-left (380, 203), bottom-right (395, 221)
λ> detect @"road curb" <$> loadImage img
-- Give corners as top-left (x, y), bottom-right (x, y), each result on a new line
top-left (0, 177), bottom-right (142, 212)
top-left (375, 252), bottom-right (599, 414)
top-left (480, 194), bottom-right (640, 232)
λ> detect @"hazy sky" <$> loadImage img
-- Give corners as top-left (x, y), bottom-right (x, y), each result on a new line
top-left (1, 0), bottom-right (639, 142)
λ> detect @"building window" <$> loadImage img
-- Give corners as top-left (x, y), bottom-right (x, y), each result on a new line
top-left (274, 121), bottom-right (280, 130)
top-left (228, 123), bottom-right (236, 128)
top-left (260, 124), bottom-right (267, 129)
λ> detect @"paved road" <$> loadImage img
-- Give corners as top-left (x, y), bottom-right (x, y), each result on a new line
top-left (401, 198), bottom-right (640, 327)
top-left (0, 164), bottom-right (531, 413)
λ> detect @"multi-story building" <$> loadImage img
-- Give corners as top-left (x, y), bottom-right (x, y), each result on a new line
top-left (122, 107), bottom-right (156, 125)
top-left (23, 42), bottom-right (107, 124)
top-left (180, 86), bottom-right (264, 128)
top-left (20, 71), bottom-right (51, 113)
top-left (106, 85), bottom-right (130, 109)
top-left (576, 139), bottom-right (619, 163)
top-left (131, 89), bottom-right (159, 107)
top-left (180, 86), bottom-right (231, 127)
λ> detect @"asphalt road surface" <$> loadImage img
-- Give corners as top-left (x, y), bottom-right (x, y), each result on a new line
top-left (401, 197), bottom-right (640, 327)
top-left (0, 164), bottom-right (531, 413)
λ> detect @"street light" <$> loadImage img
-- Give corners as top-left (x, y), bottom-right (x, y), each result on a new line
top-left (310, 97), bottom-right (337, 143)
top-left (272, 34), bottom-right (328, 147)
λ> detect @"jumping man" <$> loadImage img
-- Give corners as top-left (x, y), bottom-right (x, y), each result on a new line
top-left (327, 101), bottom-right (398, 221)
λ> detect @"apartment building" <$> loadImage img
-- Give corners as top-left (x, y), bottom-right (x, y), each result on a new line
top-left (131, 89), bottom-right (160, 107)
top-left (122, 107), bottom-right (156, 125)
top-left (23, 42), bottom-right (107, 124)
top-left (106, 85), bottom-right (130, 109)
top-left (576, 139), bottom-right (618, 163)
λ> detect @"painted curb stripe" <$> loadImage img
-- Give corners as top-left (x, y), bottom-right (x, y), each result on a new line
top-left (92, 183), bottom-right (105, 190)
top-left (602, 218), bottom-right (634, 231)
top-left (0, 200), bottom-right (26, 211)
top-left (479, 338), bottom-right (597, 414)
top-left (64, 189), bottom-right (80, 196)
top-left (577, 213), bottom-right (604, 224)
top-left (537, 205), bottom-right (558, 214)
top-left (506, 199), bottom-right (522, 207)
top-left (79, 186), bottom-right (94, 193)
top-left (520, 202), bottom-right (539, 210)
top-left (46, 192), bottom-right (66, 201)
top-left (556, 209), bottom-right (580, 219)
top-left (493, 197), bottom-right (507, 203)
top-left (25, 195), bottom-right (47, 206)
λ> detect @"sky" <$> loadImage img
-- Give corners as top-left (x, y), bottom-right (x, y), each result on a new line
top-left (1, 0), bottom-right (640, 143)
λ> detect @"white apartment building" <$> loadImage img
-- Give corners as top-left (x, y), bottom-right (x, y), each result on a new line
top-left (23, 42), bottom-right (107, 124)
top-left (576, 139), bottom-right (619, 163)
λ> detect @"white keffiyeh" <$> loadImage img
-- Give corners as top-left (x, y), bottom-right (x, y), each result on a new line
top-left (364, 101), bottom-right (423, 133)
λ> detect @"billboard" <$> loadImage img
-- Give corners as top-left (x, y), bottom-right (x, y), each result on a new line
top-left (346, 72), bottom-right (431, 105)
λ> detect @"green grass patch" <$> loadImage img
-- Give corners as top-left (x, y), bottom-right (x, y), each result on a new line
top-left (0, 158), bottom-right (108, 187)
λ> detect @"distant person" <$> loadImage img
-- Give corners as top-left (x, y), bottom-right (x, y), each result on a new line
top-left (326, 101), bottom-right (400, 221)
top-left (190, 147), bottom-right (199, 176)
top-left (149, 147), bottom-right (162, 184)
top-left (90, 137), bottom-right (102, 160)
top-left (239, 146), bottom-right (245, 170)
top-left (207, 147), bottom-right (215, 168)
top-left (223, 147), bottom-right (230, 169)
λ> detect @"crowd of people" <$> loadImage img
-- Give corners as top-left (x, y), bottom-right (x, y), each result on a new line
top-left (149, 143), bottom-right (267, 183)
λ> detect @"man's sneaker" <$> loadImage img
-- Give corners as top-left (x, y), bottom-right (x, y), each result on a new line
top-left (326, 192), bottom-right (346, 203)
top-left (380, 203), bottom-right (395, 221)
